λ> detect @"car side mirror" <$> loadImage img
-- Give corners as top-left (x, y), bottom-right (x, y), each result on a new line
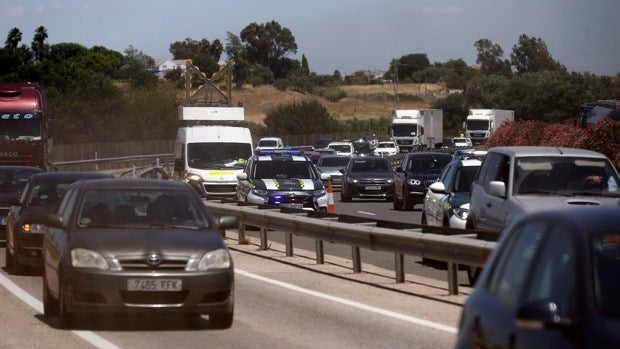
top-left (487, 180), bottom-right (506, 197)
top-left (429, 181), bottom-right (446, 193)
top-left (515, 299), bottom-right (572, 330)
top-left (30, 213), bottom-right (65, 229)
top-left (236, 172), bottom-right (248, 180)
top-left (339, 168), bottom-right (346, 174)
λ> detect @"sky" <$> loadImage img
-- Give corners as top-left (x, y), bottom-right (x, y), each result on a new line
top-left (1, 0), bottom-right (619, 76)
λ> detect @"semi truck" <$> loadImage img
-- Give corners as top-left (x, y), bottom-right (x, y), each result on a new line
top-left (391, 109), bottom-right (443, 152)
top-left (174, 107), bottom-right (253, 199)
top-left (463, 109), bottom-right (514, 145)
top-left (0, 82), bottom-right (51, 170)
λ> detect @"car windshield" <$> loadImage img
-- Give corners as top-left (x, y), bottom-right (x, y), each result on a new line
top-left (515, 157), bottom-right (620, 195)
top-left (187, 142), bottom-right (252, 169)
top-left (253, 161), bottom-right (316, 179)
top-left (377, 143), bottom-right (395, 149)
top-left (258, 140), bottom-right (278, 147)
top-left (350, 159), bottom-right (391, 172)
top-left (0, 169), bottom-right (40, 191)
top-left (77, 189), bottom-right (207, 229)
top-left (329, 144), bottom-right (352, 153)
top-left (592, 231), bottom-right (620, 318)
top-left (405, 156), bottom-right (451, 172)
top-left (318, 157), bottom-right (350, 167)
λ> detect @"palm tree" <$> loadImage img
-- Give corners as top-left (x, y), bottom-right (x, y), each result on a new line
top-left (31, 26), bottom-right (48, 62)
top-left (5, 27), bottom-right (22, 50)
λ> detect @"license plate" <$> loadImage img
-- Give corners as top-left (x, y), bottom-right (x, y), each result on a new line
top-left (282, 203), bottom-right (303, 209)
top-left (127, 279), bottom-right (182, 292)
top-left (365, 185), bottom-right (382, 190)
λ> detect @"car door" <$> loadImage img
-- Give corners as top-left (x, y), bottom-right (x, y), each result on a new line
top-left (473, 152), bottom-right (511, 232)
top-left (426, 163), bottom-right (453, 226)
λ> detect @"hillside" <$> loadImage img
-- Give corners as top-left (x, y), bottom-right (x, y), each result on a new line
top-left (230, 83), bottom-right (445, 125)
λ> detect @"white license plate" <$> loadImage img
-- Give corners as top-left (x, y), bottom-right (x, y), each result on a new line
top-left (127, 279), bottom-right (182, 292)
top-left (364, 185), bottom-right (382, 190)
top-left (282, 203), bottom-right (303, 209)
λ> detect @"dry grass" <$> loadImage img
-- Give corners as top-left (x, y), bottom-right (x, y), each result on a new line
top-left (231, 83), bottom-right (444, 125)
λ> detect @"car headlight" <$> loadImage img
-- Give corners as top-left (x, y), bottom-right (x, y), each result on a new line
top-left (186, 173), bottom-right (203, 182)
top-left (453, 207), bottom-right (470, 220)
top-left (251, 188), bottom-right (268, 196)
top-left (23, 223), bottom-right (47, 234)
top-left (196, 248), bottom-right (231, 271)
top-left (407, 179), bottom-right (421, 186)
top-left (71, 248), bottom-right (109, 270)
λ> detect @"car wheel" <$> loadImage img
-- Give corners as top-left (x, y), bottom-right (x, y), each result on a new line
top-left (58, 278), bottom-right (74, 329)
top-left (43, 272), bottom-right (59, 317)
top-left (5, 245), bottom-right (13, 271)
top-left (210, 310), bottom-right (234, 329)
top-left (467, 266), bottom-right (481, 286)
top-left (402, 188), bottom-right (414, 211)
top-left (340, 189), bottom-right (351, 202)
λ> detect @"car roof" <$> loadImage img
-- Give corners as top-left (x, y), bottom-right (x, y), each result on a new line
top-left (30, 172), bottom-right (114, 183)
top-left (71, 178), bottom-right (190, 191)
top-left (487, 146), bottom-right (609, 158)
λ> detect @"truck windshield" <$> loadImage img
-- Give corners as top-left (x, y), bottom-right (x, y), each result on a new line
top-left (0, 117), bottom-right (42, 140)
top-left (392, 124), bottom-right (417, 136)
top-left (466, 120), bottom-right (489, 131)
top-left (187, 143), bottom-right (252, 169)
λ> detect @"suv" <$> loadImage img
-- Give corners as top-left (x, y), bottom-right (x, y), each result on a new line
top-left (255, 137), bottom-right (284, 151)
top-left (236, 149), bottom-right (330, 211)
top-left (393, 152), bottom-right (452, 211)
top-left (467, 146), bottom-right (620, 238)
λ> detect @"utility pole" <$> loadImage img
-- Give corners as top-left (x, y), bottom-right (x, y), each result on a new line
top-left (392, 61), bottom-right (400, 110)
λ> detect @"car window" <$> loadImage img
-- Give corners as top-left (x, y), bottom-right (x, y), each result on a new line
top-left (58, 187), bottom-right (78, 222)
top-left (524, 226), bottom-right (575, 317)
top-left (254, 161), bottom-right (315, 179)
top-left (438, 162), bottom-right (453, 183)
top-left (319, 157), bottom-right (350, 167)
top-left (479, 152), bottom-right (510, 189)
top-left (592, 231), bottom-right (620, 317)
top-left (486, 220), bottom-right (548, 306)
top-left (453, 166), bottom-right (479, 193)
top-left (350, 159), bottom-right (390, 172)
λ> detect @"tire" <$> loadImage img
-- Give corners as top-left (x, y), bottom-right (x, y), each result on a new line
top-left (210, 311), bottom-right (234, 329)
top-left (340, 188), bottom-right (351, 202)
top-left (43, 273), bottom-right (60, 317)
top-left (58, 279), bottom-right (74, 329)
top-left (5, 245), bottom-right (13, 271)
top-left (467, 266), bottom-right (481, 286)
top-left (402, 186), bottom-right (414, 211)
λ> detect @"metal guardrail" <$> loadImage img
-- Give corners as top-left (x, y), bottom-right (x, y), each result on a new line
top-left (204, 199), bottom-right (497, 295)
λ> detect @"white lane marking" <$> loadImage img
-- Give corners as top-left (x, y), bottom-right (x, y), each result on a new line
top-left (0, 273), bottom-right (122, 349)
top-left (357, 211), bottom-right (377, 216)
top-left (235, 269), bottom-right (458, 334)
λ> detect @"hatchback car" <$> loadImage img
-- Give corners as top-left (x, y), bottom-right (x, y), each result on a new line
top-left (315, 154), bottom-right (351, 191)
top-left (5, 171), bottom-right (113, 274)
top-left (340, 156), bottom-right (394, 202)
top-left (393, 152), bottom-right (452, 211)
top-left (455, 206), bottom-right (620, 349)
top-left (236, 149), bottom-right (329, 211)
top-left (421, 157), bottom-right (481, 229)
top-left (0, 166), bottom-right (44, 242)
top-left (35, 178), bottom-right (238, 328)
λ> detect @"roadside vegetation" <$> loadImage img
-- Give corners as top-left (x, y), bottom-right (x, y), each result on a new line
top-left (1, 23), bottom-right (618, 150)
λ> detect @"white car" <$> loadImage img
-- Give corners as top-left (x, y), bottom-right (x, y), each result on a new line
top-left (453, 137), bottom-right (473, 147)
top-left (327, 141), bottom-right (354, 156)
top-left (373, 141), bottom-right (400, 156)
top-left (255, 137), bottom-right (284, 151)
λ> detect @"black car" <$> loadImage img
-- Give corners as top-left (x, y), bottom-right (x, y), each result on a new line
top-left (455, 206), bottom-right (620, 349)
top-left (312, 137), bottom-right (332, 150)
top-left (340, 156), bottom-right (394, 202)
top-left (5, 171), bottom-right (113, 274)
top-left (33, 178), bottom-right (238, 328)
top-left (0, 166), bottom-right (45, 242)
top-left (392, 152), bottom-right (452, 211)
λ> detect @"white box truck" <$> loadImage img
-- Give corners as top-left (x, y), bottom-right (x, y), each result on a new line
top-left (174, 106), bottom-right (253, 198)
top-left (463, 109), bottom-right (514, 145)
top-left (391, 109), bottom-right (443, 151)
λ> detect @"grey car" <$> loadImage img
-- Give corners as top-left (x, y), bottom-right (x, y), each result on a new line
top-left (315, 154), bottom-right (351, 191)
top-left (34, 178), bottom-right (238, 328)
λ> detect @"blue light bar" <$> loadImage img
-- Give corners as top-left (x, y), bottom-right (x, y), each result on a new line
top-left (256, 149), bottom-right (305, 156)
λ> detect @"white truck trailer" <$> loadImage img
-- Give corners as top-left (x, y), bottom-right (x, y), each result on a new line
top-left (174, 106), bottom-right (253, 198)
top-left (391, 109), bottom-right (443, 151)
top-left (463, 109), bottom-right (514, 145)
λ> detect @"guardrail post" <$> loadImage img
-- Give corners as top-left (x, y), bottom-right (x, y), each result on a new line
top-left (315, 240), bottom-right (324, 264)
top-left (285, 232), bottom-right (293, 256)
top-left (447, 262), bottom-right (459, 295)
top-left (352, 246), bottom-right (361, 273)
top-left (260, 227), bottom-right (268, 250)
top-left (395, 254), bottom-right (405, 283)
top-left (238, 221), bottom-right (246, 244)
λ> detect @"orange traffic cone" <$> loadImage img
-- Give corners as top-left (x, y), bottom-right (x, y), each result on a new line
top-left (327, 179), bottom-right (336, 214)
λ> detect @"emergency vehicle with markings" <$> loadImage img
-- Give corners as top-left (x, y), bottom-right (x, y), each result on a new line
top-left (235, 149), bottom-right (330, 211)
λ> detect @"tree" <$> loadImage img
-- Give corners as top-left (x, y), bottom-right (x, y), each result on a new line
top-left (474, 38), bottom-right (512, 76)
top-left (510, 34), bottom-right (565, 74)
top-left (264, 99), bottom-right (337, 135)
top-left (385, 54), bottom-right (430, 81)
top-left (301, 54), bottom-right (310, 76)
top-left (31, 26), bottom-right (48, 63)
top-left (169, 37), bottom-right (222, 75)
top-left (239, 20), bottom-right (298, 68)
top-left (224, 32), bottom-right (250, 88)
top-left (5, 27), bottom-right (22, 50)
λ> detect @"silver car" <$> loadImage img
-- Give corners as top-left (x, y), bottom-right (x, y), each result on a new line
top-left (315, 154), bottom-right (351, 190)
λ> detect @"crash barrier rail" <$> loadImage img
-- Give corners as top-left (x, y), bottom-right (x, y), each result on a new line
top-left (204, 199), bottom-right (498, 295)
top-left (52, 154), bottom-right (175, 174)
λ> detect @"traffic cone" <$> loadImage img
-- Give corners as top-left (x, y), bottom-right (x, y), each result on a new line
top-left (327, 179), bottom-right (336, 214)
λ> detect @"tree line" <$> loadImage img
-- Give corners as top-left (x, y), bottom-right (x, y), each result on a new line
top-left (0, 22), bottom-right (618, 144)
